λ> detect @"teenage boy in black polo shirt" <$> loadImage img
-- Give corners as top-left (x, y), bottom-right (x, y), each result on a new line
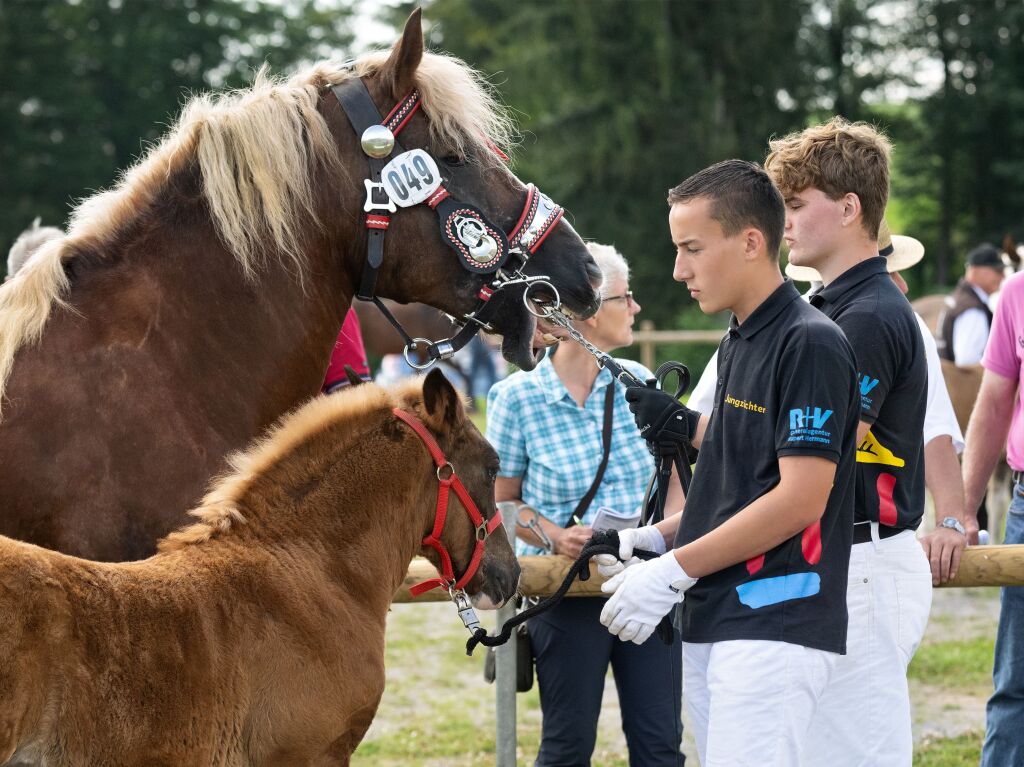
top-left (765, 118), bottom-right (932, 766)
top-left (598, 160), bottom-right (859, 766)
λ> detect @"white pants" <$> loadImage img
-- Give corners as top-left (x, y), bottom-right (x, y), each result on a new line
top-left (801, 527), bottom-right (933, 767)
top-left (682, 639), bottom-right (836, 767)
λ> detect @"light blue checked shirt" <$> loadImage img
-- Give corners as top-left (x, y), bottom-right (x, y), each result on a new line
top-left (486, 355), bottom-right (656, 557)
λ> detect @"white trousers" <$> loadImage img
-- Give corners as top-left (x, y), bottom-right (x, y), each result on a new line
top-left (682, 639), bottom-right (836, 767)
top-left (801, 527), bottom-right (933, 767)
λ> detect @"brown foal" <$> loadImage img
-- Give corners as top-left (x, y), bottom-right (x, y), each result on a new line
top-left (0, 371), bottom-right (519, 766)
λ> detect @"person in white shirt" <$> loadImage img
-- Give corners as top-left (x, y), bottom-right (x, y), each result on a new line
top-left (936, 243), bottom-right (1005, 365)
top-left (689, 223), bottom-right (972, 584)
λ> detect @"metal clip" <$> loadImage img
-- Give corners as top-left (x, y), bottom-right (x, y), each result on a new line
top-left (450, 588), bottom-right (482, 635)
top-left (363, 179), bottom-right (397, 214)
top-left (514, 503), bottom-right (554, 553)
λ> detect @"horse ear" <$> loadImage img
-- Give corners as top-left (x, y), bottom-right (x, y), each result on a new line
top-left (422, 368), bottom-right (463, 429)
top-left (386, 8), bottom-right (424, 100)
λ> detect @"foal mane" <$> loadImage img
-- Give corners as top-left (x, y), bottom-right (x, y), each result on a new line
top-left (0, 49), bottom-right (514, 415)
top-left (158, 378), bottom-right (427, 552)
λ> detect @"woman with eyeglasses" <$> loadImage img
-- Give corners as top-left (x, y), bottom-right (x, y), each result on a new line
top-left (486, 243), bottom-right (686, 766)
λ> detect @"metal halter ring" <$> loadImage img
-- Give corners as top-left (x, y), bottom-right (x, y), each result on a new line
top-left (436, 462), bottom-right (455, 481)
top-left (403, 338), bottom-right (436, 370)
top-left (522, 280), bottom-right (561, 319)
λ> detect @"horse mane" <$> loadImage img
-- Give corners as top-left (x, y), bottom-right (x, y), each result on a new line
top-left (158, 378), bottom-right (427, 552)
top-left (0, 50), bottom-right (514, 415)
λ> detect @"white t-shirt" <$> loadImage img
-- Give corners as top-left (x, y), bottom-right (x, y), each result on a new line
top-left (688, 312), bottom-right (964, 452)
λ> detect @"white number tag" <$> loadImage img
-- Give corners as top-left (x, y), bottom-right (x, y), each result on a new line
top-left (381, 149), bottom-right (441, 208)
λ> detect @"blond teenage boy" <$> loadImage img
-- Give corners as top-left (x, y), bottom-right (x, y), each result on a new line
top-left (766, 118), bottom-right (936, 766)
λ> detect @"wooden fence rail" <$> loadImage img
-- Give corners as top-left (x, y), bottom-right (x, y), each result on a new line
top-left (393, 545), bottom-right (1024, 603)
top-left (632, 321), bottom-right (725, 370)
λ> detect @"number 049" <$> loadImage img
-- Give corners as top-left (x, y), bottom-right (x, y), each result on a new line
top-left (381, 150), bottom-right (441, 207)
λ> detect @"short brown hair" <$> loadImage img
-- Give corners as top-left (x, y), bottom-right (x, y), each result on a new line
top-left (764, 117), bottom-right (892, 239)
top-left (667, 160), bottom-right (784, 259)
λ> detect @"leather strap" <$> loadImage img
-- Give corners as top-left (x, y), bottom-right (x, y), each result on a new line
top-left (331, 79), bottom-right (408, 300)
top-left (568, 383), bottom-right (616, 527)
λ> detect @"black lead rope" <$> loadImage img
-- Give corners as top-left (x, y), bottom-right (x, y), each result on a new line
top-left (465, 530), bottom-right (673, 656)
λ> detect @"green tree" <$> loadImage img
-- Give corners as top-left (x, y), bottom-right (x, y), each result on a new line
top-left (0, 0), bottom-right (356, 266)
top-left (390, 0), bottom-right (819, 329)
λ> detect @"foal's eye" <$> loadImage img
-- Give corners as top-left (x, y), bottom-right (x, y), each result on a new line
top-left (442, 153), bottom-right (466, 167)
top-left (487, 466), bottom-right (498, 481)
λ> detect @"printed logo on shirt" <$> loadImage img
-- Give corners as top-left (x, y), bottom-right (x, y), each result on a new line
top-left (724, 394), bottom-right (767, 414)
top-left (859, 374), bottom-right (879, 411)
top-left (856, 429), bottom-right (905, 467)
top-left (787, 406), bottom-right (834, 445)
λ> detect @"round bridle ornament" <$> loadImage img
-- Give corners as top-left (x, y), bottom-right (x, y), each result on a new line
top-left (360, 124), bottom-right (396, 158)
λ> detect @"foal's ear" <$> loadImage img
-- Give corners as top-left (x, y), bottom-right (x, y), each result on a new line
top-left (386, 8), bottom-right (424, 100)
top-left (423, 368), bottom-right (464, 429)
top-left (343, 365), bottom-right (365, 388)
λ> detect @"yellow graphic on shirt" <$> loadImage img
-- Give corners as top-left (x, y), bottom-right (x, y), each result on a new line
top-left (724, 394), bottom-right (767, 414)
top-left (857, 430), bottom-right (905, 467)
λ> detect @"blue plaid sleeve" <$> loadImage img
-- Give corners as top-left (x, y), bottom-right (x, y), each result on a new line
top-left (486, 379), bottom-right (527, 477)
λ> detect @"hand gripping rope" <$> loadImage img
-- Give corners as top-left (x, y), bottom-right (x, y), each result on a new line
top-left (464, 529), bottom-right (673, 655)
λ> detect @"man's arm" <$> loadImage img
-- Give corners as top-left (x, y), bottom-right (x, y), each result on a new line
top-left (952, 309), bottom-right (990, 366)
top-left (963, 369), bottom-right (1018, 512)
top-left (920, 435), bottom-right (972, 584)
top-left (674, 455), bottom-right (835, 577)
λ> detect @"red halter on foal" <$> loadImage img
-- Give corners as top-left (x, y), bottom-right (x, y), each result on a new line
top-left (393, 408), bottom-right (503, 598)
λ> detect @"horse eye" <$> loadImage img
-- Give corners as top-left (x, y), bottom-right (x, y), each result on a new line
top-left (487, 466), bottom-right (498, 481)
top-left (442, 153), bottom-right (466, 167)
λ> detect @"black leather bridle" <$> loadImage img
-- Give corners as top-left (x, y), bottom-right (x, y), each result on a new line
top-left (332, 77), bottom-right (568, 369)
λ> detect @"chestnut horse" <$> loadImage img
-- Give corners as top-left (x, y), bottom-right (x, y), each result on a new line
top-left (0, 371), bottom-right (518, 766)
top-left (0, 10), bottom-right (599, 561)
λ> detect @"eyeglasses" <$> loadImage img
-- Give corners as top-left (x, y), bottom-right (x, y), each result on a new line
top-left (603, 290), bottom-right (636, 307)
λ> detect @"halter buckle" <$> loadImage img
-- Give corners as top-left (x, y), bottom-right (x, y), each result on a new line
top-left (363, 179), bottom-right (397, 214)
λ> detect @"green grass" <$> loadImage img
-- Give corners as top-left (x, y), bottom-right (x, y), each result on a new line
top-left (913, 731), bottom-right (983, 766)
top-left (909, 637), bottom-right (996, 689)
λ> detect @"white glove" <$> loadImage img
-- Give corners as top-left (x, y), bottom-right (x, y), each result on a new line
top-left (599, 551), bottom-right (696, 645)
top-left (594, 525), bottom-right (666, 578)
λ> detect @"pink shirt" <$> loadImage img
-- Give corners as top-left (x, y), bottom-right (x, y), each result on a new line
top-left (982, 272), bottom-right (1024, 470)
top-left (322, 309), bottom-right (370, 391)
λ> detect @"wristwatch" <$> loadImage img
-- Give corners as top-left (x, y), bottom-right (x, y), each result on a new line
top-left (940, 516), bottom-right (967, 536)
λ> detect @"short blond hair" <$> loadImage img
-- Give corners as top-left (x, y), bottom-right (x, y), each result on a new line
top-left (765, 117), bottom-right (892, 239)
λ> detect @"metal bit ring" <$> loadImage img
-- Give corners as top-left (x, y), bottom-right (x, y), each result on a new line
top-left (522, 280), bottom-right (561, 318)
top-left (403, 338), bottom-right (437, 370)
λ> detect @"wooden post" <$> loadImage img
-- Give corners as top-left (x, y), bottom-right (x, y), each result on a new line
top-left (944, 545), bottom-right (1024, 587)
top-left (393, 546), bottom-right (1024, 603)
top-left (640, 319), bottom-right (656, 371)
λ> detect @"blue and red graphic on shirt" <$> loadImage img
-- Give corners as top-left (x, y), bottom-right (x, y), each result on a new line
top-left (738, 520), bottom-right (823, 608)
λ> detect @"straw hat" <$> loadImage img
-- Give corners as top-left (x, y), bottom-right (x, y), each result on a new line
top-left (784, 219), bottom-right (925, 282)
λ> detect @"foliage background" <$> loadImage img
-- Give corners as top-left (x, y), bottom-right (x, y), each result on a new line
top-left (3, 0), bottom-right (1024, 358)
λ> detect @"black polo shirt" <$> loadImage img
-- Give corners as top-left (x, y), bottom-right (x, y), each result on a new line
top-left (675, 280), bottom-right (858, 654)
top-left (809, 257), bottom-right (926, 531)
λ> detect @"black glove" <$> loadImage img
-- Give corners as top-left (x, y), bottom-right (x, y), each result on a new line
top-left (624, 380), bottom-right (700, 452)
